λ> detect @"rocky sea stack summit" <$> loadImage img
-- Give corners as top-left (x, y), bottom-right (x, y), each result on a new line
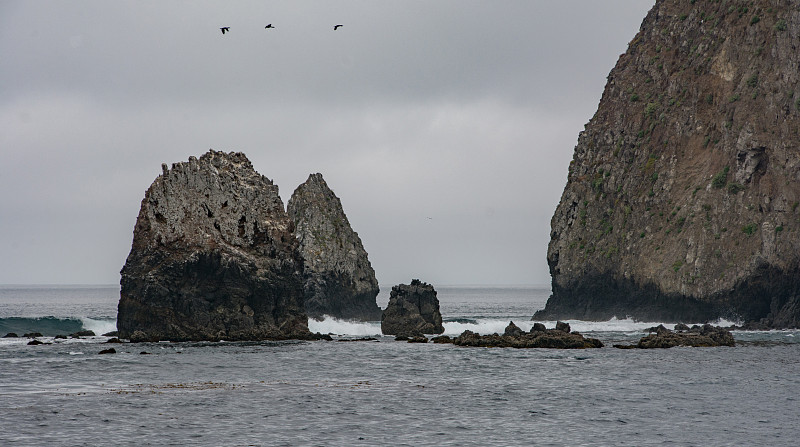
top-left (117, 150), bottom-right (312, 342)
top-left (381, 280), bottom-right (444, 336)
top-left (287, 173), bottom-right (382, 321)
top-left (537, 0), bottom-right (800, 328)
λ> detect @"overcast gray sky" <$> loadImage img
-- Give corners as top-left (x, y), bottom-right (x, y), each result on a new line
top-left (1, 1), bottom-right (654, 286)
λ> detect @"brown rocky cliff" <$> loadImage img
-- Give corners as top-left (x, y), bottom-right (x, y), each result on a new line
top-left (537, 0), bottom-right (800, 328)
top-left (287, 173), bottom-right (382, 321)
top-left (117, 150), bottom-right (310, 341)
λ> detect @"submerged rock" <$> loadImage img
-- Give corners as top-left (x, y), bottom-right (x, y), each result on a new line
top-left (3, 333), bottom-right (18, 338)
top-left (287, 173), bottom-right (381, 321)
top-left (117, 150), bottom-right (311, 342)
top-left (538, 0), bottom-right (800, 328)
top-left (452, 322), bottom-right (603, 349)
top-left (381, 280), bottom-right (444, 336)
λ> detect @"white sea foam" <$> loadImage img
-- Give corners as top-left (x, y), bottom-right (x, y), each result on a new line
top-left (308, 316), bottom-right (382, 337)
top-left (307, 315), bottom-right (741, 337)
top-left (80, 317), bottom-right (117, 336)
top-left (443, 319), bottom-right (519, 336)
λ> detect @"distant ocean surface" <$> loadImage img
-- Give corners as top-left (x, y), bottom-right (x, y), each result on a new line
top-left (2, 285), bottom-right (799, 446)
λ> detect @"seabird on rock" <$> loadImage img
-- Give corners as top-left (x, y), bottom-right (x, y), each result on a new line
top-left (334, 24), bottom-right (343, 30)
top-left (265, 24), bottom-right (275, 29)
top-left (220, 27), bottom-right (230, 34)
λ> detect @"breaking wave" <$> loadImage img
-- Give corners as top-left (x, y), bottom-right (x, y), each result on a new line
top-left (0, 316), bottom-right (116, 336)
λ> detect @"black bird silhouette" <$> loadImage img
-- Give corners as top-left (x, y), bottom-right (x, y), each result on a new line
top-left (334, 24), bottom-right (343, 30)
top-left (220, 27), bottom-right (230, 34)
top-left (265, 24), bottom-right (274, 29)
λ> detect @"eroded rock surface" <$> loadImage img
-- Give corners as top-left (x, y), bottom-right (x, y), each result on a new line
top-left (381, 280), bottom-right (444, 336)
top-left (117, 150), bottom-right (311, 342)
top-left (538, 0), bottom-right (800, 328)
top-left (287, 174), bottom-right (381, 321)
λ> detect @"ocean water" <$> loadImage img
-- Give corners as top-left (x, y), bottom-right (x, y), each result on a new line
top-left (1, 285), bottom-right (799, 446)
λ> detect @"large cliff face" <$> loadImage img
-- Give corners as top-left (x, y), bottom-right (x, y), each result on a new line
top-left (537, 0), bottom-right (800, 328)
top-left (118, 150), bottom-right (310, 341)
top-left (287, 174), bottom-right (382, 321)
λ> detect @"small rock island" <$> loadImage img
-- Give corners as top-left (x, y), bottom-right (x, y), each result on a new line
top-left (381, 280), bottom-right (444, 336)
top-left (537, 0), bottom-right (800, 328)
top-left (287, 174), bottom-right (382, 321)
top-left (117, 150), bottom-right (312, 342)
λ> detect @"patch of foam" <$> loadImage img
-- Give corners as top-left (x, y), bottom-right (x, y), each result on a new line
top-left (80, 317), bottom-right (117, 336)
top-left (308, 316), bottom-right (382, 337)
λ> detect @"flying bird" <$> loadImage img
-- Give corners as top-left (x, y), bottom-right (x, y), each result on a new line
top-left (265, 24), bottom-right (275, 29)
top-left (220, 27), bottom-right (230, 34)
top-left (334, 24), bottom-right (343, 30)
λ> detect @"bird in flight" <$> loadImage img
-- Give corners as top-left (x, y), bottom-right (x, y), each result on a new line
top-left (334, 24), bottom-right (343, 30)
top-left (265, 24), bottom-right (274, 29)
top-left (220, 27), bottom-right (230, 34)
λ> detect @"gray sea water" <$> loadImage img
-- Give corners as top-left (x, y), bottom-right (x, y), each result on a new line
top-left (1, 285), bottom-right (799, 446)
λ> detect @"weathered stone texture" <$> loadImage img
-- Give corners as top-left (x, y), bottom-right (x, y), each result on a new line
top-left (538, 0), bottom-right (800, 328)
top-left (287, 173), bottom-right (381, 321)
top-left (117, 150), bottom-right (311, 341)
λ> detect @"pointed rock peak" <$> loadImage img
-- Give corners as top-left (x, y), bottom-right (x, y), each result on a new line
top-left (288, 173), bottom-right (381, 321)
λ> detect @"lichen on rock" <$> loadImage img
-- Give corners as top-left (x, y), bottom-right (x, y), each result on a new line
top-left (117, 150), bottom-right (312, 342)
top-left (287, 173), bottom-right (382, 321)
top-left (537, 0), bottom-right (800, 328)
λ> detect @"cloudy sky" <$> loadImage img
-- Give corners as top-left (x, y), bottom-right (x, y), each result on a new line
top-left (1, 1), bottom-right (654, 286)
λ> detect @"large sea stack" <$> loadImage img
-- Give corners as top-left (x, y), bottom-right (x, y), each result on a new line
top-left (287, 173), bottom-right (382, 321)
top-left (536, 0), bottom-right (800, 328)
top-left (117, 150), bottom-right (311, 341)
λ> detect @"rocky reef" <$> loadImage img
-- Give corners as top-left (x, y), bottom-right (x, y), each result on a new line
top-left (381, 280), bottom-right (444, 336)
top-left (538, 0), bottom-right (800, 328)
top-left (451, 321), bottom-right (603, 349)
top-left (117, 150), bottom-right (312, 342)
top-left (614, 324), bottom-right (735, 349)
top-left (287, 173), bottom-right (382, 321)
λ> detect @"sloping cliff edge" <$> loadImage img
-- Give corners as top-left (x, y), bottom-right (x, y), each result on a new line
top-left (536, 0), bottom-right (800, 328)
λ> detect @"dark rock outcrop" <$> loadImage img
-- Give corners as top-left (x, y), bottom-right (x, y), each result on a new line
top-left (117, 150), bottom-right (312, 342)
top-left (287, 173), bottom-right (381, 321)
top-left (537, 0), bottom-right (800, 328)
top-left (614, 324), bottom-right (735, 349)
top-left (70, 330), bottom-right (95, 338)
top-left (381, 280), bottom-right (444, 335)
top-left (3, 333), bottom-right (18, 338)
top-left (451, 322), bottom-right (603, 349)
